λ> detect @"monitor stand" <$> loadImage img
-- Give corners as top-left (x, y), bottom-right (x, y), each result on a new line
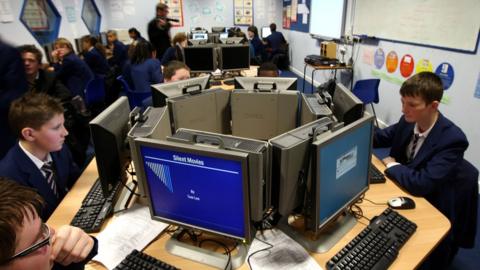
top-left (165, 229), bottom-right (251, 269)
top-left (277, 211), bottom-right (357, 253)
top-left (113, 181), bottom-right (137, 212)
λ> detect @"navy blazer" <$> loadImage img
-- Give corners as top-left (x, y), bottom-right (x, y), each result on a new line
top-left (83, 47), bottom-right (110, 76)
top-left (123, 58), bottom-right (163, 93)
top-left (266, 31), bottom-right (286, 54)
top-left (250, 36), bottom-right (266, 60)
top-left (54, 53), bottom-right (94, 98)
top-left (109, 40), bottom-right (128, 69)
top-left (0, 144), bottom-right (80, 220)
top-left (160, 46), bottom-right (176, 66)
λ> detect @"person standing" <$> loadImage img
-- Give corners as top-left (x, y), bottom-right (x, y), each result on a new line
top-left (147, 3), bottom-right (172, 60)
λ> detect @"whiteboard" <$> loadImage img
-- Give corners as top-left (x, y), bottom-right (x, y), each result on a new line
top-left (353, 0), bottom-right (480, 52)
top-left (309, 0), bottom-right (346, 39)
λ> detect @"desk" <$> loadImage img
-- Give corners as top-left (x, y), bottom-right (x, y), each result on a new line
top-left (48, 156), bottom-right (450, 270)
top-left (303, 62), bottom-right (352, 94)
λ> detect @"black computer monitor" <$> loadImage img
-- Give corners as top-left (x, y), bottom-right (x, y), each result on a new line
top-left (261, 26), bottom-right (271, 39)
top-left (332, 83), bottom-right (364, 126)
top-left (234, 76), bottom-right (297, 90)
top-left (151, 75), bottom-right (211, 107)
top-left (183, 46), bottom-right (216, 73)
top-left (134, 138), bottom-right (253, 242)
top-left (219, 44), bottom-right (250, 72)
top-left (43, 43), bottom-right (54, 64)
top-left (74, 38), bottom-right (83, 54)
top-left (212, 26), bottom-right (226, 33)
top-left (89, 96), bottom-right (130, 196)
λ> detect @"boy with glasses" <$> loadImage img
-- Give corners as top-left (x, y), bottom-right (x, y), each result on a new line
top-left (0, 178), bottom-right (97, 270)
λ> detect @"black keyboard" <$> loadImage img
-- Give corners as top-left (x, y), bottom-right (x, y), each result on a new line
top-left (327, 208), bottom-right (417, 270)
top-left (370, 165), bottom-right (386, 184)
top-left (114, 249), bottom-right (179, 270)
top-left (70, 179), bottom-right (121, 233)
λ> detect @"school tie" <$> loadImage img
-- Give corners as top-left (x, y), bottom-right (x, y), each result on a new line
top-left (408, 134), bottom-right (420, 163)
top-left (41, 161), bottom-right (58, 197)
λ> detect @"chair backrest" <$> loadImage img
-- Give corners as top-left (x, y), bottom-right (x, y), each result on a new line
top-left (352, 79), bottom-right (380, 104)
top-left (84, 77), bottom-right (106, 106)
top-left (116, 75), bottom-right (151, 109)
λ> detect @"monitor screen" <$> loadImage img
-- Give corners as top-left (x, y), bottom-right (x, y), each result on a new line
top-left (234, 76), bottom-right (297, 90)
top-left (89, 96), bottom-right (130, 196)
top-left (183, 46), bottom-right (216, 73)
top-left (192, 33), bottom-right (208, 40)
top-left (135, 139), bottom-right (252, 241)
top-left (219, 45), bottom-right (250, 71)
top-left (261, 27), bottom-right (272, 39)
top-left (309, 114), bottom-right (373, 232)
top-left (219, 33), bottom-right (228, 39)
top-left (151, 75), bottom-right (210, 107)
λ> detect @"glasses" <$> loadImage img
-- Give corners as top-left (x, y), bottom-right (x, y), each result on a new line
top-left (7, 223), bottom-right (51, 262)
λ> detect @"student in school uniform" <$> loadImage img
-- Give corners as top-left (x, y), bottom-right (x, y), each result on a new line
top-left (51, 38), bottom-right (94, 98)
top-left (106, 30), bottom-right (128, 69)
top-left (257, 62), bottom-right (279, 77)
top-left (265, 23), bottom-right (287, 58)
top-left (80, 35), bottom-right (110, 77)
top-left (247, 26), bottom-right (266, 65)
top-left (128, 27), bottom-right (147, 46)
top-left (161, 32), bottom-right (187, 66)
top-left (163, 60), bottom-right (190, 82)
top-left (373, 72), bottom-right (474, 269)
top-left (0, 93), bottom-right (80, 220)
top-left (0, 179), bottom-right (98, 270)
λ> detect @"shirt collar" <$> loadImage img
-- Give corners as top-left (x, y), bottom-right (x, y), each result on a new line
top-left (18, 141), bottom-right (52, 170)
top-left (413, 121), bottom-right (435, 138)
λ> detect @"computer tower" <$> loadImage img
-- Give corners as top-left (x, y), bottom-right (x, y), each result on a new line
top-left (167, 89), bottom-right (231, 134)
top-left (128, 106), bottom-right (171, 199)
top-left (300, 93), bottom-right (333, 125)
top-left (169, 128), bottom-right (271, 222)
top-left (231, 89), bottom-right (299, 140)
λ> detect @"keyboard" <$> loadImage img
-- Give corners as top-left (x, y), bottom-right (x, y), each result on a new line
top-left (114, 249), bottom-right (179, 270)
top-left (306, 96), bottom-right (333, 116)
top-left (370, 165), bottom-right (386, 184)
top-left (326, 208), bottom-right (417, 270)
top-left (70, 179), bottom-right (121, 233)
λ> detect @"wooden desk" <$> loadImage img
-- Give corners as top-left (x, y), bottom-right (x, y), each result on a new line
top-left (303, 62), bottom-right (352, 93)
top-left (48, 156), bottom-right (450, 270)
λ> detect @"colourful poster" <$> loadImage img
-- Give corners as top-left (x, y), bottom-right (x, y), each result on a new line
top-left (386, 51), bottom-right (398, 73)
top-left (362, 48), bottom-right (374, 66)
top-left (416, 58), bottom-right (433, 73)
top-left (161, 0), bottom-right (184, 27)
top-left (374, 48), bottom-right (385, 69)
top-left (234, 0), bottom-right (253, 25)
top-left (400, 54), bottom-right (414, 78)
top-left (435, 63), bottom-right (455, 90)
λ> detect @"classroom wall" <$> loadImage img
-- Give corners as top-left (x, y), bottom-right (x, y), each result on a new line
top-left (0, 0), bottom-right (107, 57)
top-left (280, 0), bottom-right (480, 171)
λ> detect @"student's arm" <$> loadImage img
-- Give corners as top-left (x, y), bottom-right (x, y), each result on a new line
top-left (385, 136), bottom-right (468, 196)
top-left (150, 59), bottom-right (164, 84)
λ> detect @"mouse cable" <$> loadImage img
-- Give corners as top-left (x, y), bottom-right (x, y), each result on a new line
top-left (363, 198), bottom-right (388, 206)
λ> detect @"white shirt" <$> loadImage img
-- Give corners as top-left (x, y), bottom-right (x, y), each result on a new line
top-left (18, 141), bottom-right (52, 178)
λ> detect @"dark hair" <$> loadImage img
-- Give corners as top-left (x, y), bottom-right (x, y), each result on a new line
top-left (156, 3), bottom-right (168, 12)
top-left (0, 178), bottom-right (44, 265)
top-left (270, 23), bottom-right (277, 32)
top-left (164, 60), bottom-right (190, 81)
top-left (128, 27), bottom-right (141, 37)
top-left (247, 26), bottom-right (259, 38)
top-left (9, 92), bottom-right (64, 139)
top-left (258, 62), bottom-right (279, 77)
top-left (81, 35), bottom-right (107, 57)
top-left (399, 72), bottom-right (444, 104)
top-left (130, 40), bottom-right (156, 65)
top-left (18, 44), bottom-right (43, 63)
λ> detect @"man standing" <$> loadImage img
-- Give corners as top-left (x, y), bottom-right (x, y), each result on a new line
top-left (148, 3), bottom-right (172, 60)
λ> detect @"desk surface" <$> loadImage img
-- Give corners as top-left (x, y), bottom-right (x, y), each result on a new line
top-left (305, 62), bottom-right (352, 70)
top-left (48, 156), bottom-right (450, 270)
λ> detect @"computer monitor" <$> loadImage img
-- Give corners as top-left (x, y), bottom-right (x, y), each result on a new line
top-left (183, 46), bottom-right (217, 73)
top-left (134, 138), bottom-right (254, 267)
top-left (43, 43), bottom-right (54, 64)
top-left (89, 96), bottom-right (130, 196)
top-left (211, 26), bottom-right (226, 33)
top-left (192, 33), bottom-right (208, 40)
top-left (151, 75), bottom-right (211, 107)
top-left (219, 44), bottom-right (250, 72)
top-left (300, 93), bottom-right (333, 125)
top-left (261, 26), bottom-right (272, 39)
top-left (74, 38), bottom-right (83, 54)
top-left (278, 113), bottom-right (374, 253)
top-left (234, 76), bottom-right (297, 90)
top-left (219, 32), bottom-right (229, 39)
top-left (100, 32), bottom-right (108, 46)
top-left (219, 37), bottom-right (245, 44)
top-left (332, 82), bottom-right (364, 126)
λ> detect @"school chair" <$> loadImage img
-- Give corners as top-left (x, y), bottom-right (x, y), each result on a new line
top-left (352, 79), bottom-right (380, 127)
top-left (116, 75), bottom-right (152, 109)
top-left (84, 77), bottom-right (106, 117)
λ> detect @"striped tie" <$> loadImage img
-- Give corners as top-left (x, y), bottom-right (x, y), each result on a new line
top-left (408, 134), bottom-right (420, 162)
top-left (41, 162), bottom-right (58, 197)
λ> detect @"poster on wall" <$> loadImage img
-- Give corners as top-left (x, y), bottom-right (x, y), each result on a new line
top-left (22, 0), bottom-right (49, 30)
top-left (234, 0), bottom-right (253, 25)
top-left (160, 0), bottom-right (184, 27)
top-left (282, 0), bottom-right (310, 32)
top-left (0, 0), bottom-right (14, 22)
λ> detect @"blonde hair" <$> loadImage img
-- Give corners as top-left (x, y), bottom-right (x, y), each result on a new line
top-left (172, 32), bottom-right (187, 46)
top-left (54, 37), bottom-right (74, 52)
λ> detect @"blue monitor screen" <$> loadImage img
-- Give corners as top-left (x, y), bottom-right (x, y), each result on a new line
top-left (317, 119), bottom-right (372, 226)
top-left (140, 145), bottom-right (248, 239)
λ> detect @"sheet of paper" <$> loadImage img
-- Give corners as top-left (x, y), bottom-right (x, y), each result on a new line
top-left (0, 0), bottom-right (14, 23)
top-left (247, 229), bottom-right (323, 270)
top-left (92, 205), bottom-right (169, 270)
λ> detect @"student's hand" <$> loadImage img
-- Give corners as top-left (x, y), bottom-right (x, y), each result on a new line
top-left (50, 225), bottom-right (94, 266)
top-left (157, 18), bottom-right (167, 27)
top-left (382, 156), bottom-right (397, 166)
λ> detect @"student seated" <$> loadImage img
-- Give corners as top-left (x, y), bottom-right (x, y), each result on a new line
top-left (0, 93), bottom-right (80, 220)
top-left (373, 72), bottom-right (471, 269)
top-left (247, 26), bottom-right (266, 65)
top-left (265, 23), bottom-right (287, 57)
top-left (161, 32), bottom-right (188, 66)
top-left (257, 62), bottom-right (279, 77)
top-left (106, 30), bottom-right (128, 69)
top-left (51, 38), bottom-right (94, 98)
top-left (128, 27), bottom-right (146, 46)
top-left (163, 60), bottom-right (191, 82)
top-left (80, 35), bottom-right (110, 77)
top-left (123, 41), bottom-right (163, 94)
top-left (0, 179), bottom-right (97, 270)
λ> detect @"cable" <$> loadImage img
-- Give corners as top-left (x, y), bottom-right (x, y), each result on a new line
top-left (247, 236), bottom-right (274, 270)
top-left (198, 239), bottom-right (231, 270)
top-left (120, 180), bottom-right (141, 197)
top-left (363, 198), bottom-right (388, 206)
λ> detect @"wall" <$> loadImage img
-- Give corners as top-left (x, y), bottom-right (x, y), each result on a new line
top-left (0, 0), bottom-right (107, 58)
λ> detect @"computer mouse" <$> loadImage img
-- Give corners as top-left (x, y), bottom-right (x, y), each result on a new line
top-left (387, 196), bottom-right (416, 209)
